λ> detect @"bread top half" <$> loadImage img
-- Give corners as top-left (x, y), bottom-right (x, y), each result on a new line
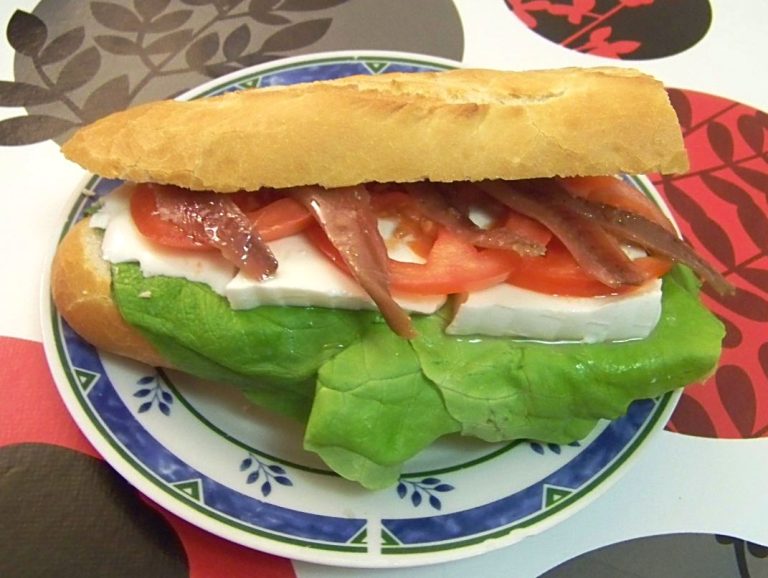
top-left (61, 67), bottom-right (688, 192)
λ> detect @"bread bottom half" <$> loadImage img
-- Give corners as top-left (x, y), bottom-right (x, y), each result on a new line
top-left (51, 218), bottom-right (169, 368)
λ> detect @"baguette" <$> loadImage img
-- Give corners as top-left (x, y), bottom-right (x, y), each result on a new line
top-left (53, 66), bottom-right (690, 362)
top-left (61, 67), bottom-right (688, 193)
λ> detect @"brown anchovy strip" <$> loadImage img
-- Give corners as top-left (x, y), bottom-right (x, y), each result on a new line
top-left (541, 181), bottom-right (735, 295)
top-left (290, 185), bottom-right (417, 339)
top-left (154, 186), bottom-right (277, 280)
top-left (402, 182), bottom-right (547, 256)
top-left (479, 180), bottom-right (646, 288)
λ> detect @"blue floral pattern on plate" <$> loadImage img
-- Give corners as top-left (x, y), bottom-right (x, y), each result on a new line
top-left (397, 477), bottom-right (455, 511)
top-left (240, 453), bottom-right (294, 498)
top-left (134, 372), bottom-right (174, 416)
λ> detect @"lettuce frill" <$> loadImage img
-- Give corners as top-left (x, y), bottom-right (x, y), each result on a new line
top-left (112, 264), bottom-right (724, 489)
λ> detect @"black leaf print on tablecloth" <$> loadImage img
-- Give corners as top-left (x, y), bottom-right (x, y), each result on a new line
top-left (646, 90), bottom-right (766, 439)
top-left (82, 75), bottom-right (131, 123)
top-left (280, 0), bottom-right (349, 12)
top-left (733, 165), bottom-right (768, 196)
top-left (661, 177), bottom-right (736, 268)
top-left (220, 0), bottom-right (248, 9)
top-left (716, 365), bottom-right (756, 438)
top-left (37, 27), bottom-right (85, 65)
top-left (0, 115), bottom-right (77, 145)
top-left (700, 172), bottom-right (768, 252)
top-left (134, 0), bottom-right (172, 21)
top-left (506, 0), bottom-right (712, 61)
top-left (259, 18), bottom-right (332, 53)
top-left (0, 81), bottom-right (58, 106)
top-left (95, 35), bottom-right (143, 55)
top-left (3, 3), bottom-right (340, 143)
top-left (721, 316), bottom-right (742, 349)
top-left (737, 112), bottom-right (766, 155)
top-left (145, 10), bottom-right (194, 33)
top-left (280, 0), bottom-right (350, 11)
top-left (713, 286), bottom-right (768, 323)
top-left (223, 24), bottom-right (252, 60)
top-left (56, 47), bottom-right (102, 92)
top-left (707, 121), bottom-right (735, 164)
top-left (668, 393), bottom-right (717, 438)
top-left (248, 0), bottom-right (292, 25)
top-left (6, 10), bottom-right (47, 57)
top-left (738, 268), bottom-right (768, 294)
top-left (145, 29), bottom-right (194, 55)
top-left (203, 62), bottom-right (243, 77)
top-left (667, 88), bottom-right (693, 131)
top-left (91, 2), bottom-right (145, 33)
top-left (715, 535), bottom-right (768, 577)
top-left (185, 32), bottom-right (221, 71)
top-left (249, 0), bottom-right (280, 12)
top-left (760, 343), bottom-right (768, 382)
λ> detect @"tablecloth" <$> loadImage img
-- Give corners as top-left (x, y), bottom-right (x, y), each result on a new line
top-left (1, 1), bottom-right (766, 576)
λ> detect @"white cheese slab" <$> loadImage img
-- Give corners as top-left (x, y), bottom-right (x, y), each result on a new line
top-left (226, 234), bottom-right (446, 314)
top-left (447, 280), bottom-right (663, 343)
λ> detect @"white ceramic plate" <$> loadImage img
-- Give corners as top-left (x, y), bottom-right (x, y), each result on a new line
top-left (42, 51), bottom-right (679, 568)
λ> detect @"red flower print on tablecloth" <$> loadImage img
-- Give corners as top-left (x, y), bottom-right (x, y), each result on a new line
top-left (505, 0), bottom-right (712, 60)
top-left (650, 91), bottom-right (768, 439)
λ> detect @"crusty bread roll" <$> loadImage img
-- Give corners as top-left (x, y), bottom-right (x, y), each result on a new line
top-left (53, 66), bottom-right (689, 363)
top-left (61, 67), bottom-right (688, 192)
top-left (51, 218), bottom-right (170, 367)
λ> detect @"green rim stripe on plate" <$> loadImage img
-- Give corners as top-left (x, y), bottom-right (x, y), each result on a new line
top-left (382, 393), bottom-right (673, 555)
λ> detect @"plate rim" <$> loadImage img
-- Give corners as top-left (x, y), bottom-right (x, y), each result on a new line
top-left (40, 50), bottom-right (681, 568)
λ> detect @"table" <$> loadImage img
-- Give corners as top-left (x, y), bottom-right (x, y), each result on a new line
top-left (1, 1), bottom-right (766, 576)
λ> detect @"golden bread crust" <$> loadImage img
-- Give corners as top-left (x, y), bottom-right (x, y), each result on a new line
top-left (51, 218), bottom-right (169, 368)
top-left (61, 67), bottom-right (688, 192)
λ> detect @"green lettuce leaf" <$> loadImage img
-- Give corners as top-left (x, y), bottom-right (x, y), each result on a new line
top-left (305, 322), bottom-right (461, 489)
top-left (111, 263), bottom-right (724, 489)
top-left (112, 263), bottom-right (375, 419)
top-left (303, 273), bottom-right (723, 488)
top-left (410, 275), bottom-right (724, 443)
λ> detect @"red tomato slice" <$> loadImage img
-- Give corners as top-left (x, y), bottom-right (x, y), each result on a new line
top-left (132, 181), bottom-right (672, 299)
top-left (370, 190), bottom-right (438, 258)
top-left (307, 224), bottom-right (521, 295)
top-left (131, 184), bottom-right (312, 248)
top-left (304, 224), bottom-right (348, 270)
top-left (229, 189), bottom-right (286, 213)
top-left (559, 176), bottom-right (675, 232)
top-left (503, 209), bottom-right (553, 247)
top-left (130, 183), bottom-right (212, 250)
top-left (389, 229), bottom-right (522, 294)
top-left (245, 197), bottom-right (313, 242)
top-left (506, 240), bottom-right (672, 297)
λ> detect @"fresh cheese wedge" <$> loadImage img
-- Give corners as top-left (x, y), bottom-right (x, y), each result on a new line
top-left (226, 234), bottom-right (446, 314)
top-left (447, 281), bottom-right (662, 343)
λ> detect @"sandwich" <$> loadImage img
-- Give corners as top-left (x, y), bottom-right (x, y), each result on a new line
top-left (52, 67), bottom-right (729, 490)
